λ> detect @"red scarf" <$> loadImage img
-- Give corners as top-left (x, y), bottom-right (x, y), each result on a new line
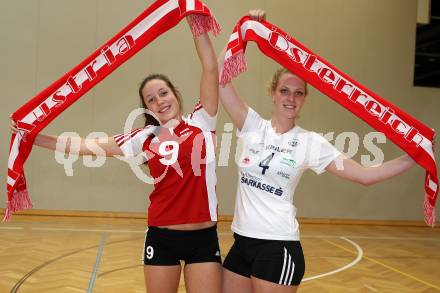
top-left (5, 0), bottom-right (220, 221)
top-left (220, 17), bottom-right (438, 226)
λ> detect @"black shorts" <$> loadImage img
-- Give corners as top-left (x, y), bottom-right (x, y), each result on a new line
top-left (143, 225), bottom-right (222, 265)
top-left (223, 233), bottom-right (305, 286)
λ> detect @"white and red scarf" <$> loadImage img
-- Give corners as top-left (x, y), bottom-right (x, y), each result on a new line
top-left (5, 0), bottom-right (220, 221)
top-left (220, 17), bottom-right (438, 226)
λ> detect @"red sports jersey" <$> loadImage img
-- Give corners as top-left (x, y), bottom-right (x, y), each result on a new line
top-left (114, 103), bottom-right (217, 226)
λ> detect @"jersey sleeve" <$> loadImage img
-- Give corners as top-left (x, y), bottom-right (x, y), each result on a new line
top-left (186, 101), bottom-right (217, 131)
top-left (236, 107), bottom-right (265, 137)
top-left (113, 126), bottom-right (155, 158)
top-left (306, 132), bottom-right (341, 175)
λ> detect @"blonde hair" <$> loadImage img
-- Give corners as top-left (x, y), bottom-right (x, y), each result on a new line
top-left (267, 68), bottom-right (308, 96)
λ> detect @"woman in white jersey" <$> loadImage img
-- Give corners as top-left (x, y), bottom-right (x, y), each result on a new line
top-left (219, 10), bottom-right (416, 293)
top-left (10, 19), bottom-right (221, 293)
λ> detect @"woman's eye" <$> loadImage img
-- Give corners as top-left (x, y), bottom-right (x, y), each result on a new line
top-left (280, 89), bottom-right (289, 95)
top-left (294, 91), bottom-right (304, 97)
top-left (159, 91), bottom-right (168, 97)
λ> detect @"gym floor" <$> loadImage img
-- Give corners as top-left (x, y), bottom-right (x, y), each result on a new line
top-left (1, 216), bottom-right (439, 293)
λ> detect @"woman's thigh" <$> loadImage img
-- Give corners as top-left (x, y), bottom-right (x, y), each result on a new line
top-left (222, 268), bottom-right (252, 293)
top-left (144, 265), bottom-right (181, 293)
top-left (251, 276), bottom-right (298, 293)
top-left (184, 262), bottom-right (222, 293)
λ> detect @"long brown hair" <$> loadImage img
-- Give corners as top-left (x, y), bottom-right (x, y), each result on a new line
top-left (138, 74), bottom-right (183, 127)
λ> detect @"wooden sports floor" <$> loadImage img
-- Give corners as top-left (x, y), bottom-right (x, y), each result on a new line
top-left (1, 215), bottom-right (439, 293)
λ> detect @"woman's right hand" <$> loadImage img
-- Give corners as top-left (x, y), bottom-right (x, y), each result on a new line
top-left (249, 9), bottom-right (266, 22)
top-left (9, 114), bottom-right (18, 134)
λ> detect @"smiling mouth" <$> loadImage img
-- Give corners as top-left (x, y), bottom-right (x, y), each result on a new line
top-left (283, 104), bottom-right (296, 110)
top-left (159, 106), bottom-right (171, 114)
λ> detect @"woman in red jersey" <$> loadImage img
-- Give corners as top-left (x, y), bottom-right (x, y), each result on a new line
top-left (10, 19), bottom-right (221, 293)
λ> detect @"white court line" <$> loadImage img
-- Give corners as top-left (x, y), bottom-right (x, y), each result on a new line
top-left (25, 229), bottom-right (364, 282)
top-left (32, 228), bottom-right (144, 233)
top-left (9, 228), bottom-right (437, 286)
top-left (345, 236), bottom-right (440, 241)
top-left (303, 237), bottom-right (363, 282)
top-left (364, 284), bottom-right (378, 291)
top-left (303, 235), bottom-right (440, 241)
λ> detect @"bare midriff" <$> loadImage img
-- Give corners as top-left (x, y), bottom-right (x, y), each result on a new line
top-left (158, 221), bottom-right (216, 231)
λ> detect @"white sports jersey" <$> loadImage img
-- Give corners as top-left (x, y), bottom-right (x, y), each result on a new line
top-left (232, 108), bottom-right (341, 240)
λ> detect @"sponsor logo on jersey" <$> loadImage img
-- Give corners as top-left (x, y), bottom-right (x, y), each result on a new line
top-left (248, 142), bottom-right (264, 155)
top-left (240, 171), bottom-right (262, 182)
top-left (280, 158), bottom-right (296, 168)
top-left (277, 171), bottom-right (291, 179)
top-left (249, 148), bottom-right (260, 155)
top-left (288, 139), bottom-right (299, 147)
top-left (179, 128), bottom-right (191, 137)
top-left (265, 144), bottom-right (294, 154)
top-left (240, 174), bottom-right (283, 196)
top-left (242, 157), bottom-right (251, 165)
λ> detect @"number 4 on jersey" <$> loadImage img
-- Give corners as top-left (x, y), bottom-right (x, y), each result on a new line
top-left (259, 153), bottom-right (275, 175)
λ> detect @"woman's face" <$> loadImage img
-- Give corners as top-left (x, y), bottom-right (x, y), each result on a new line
top-left (141, 79), bottom-right (181, 125)
top-left (271, 73), bottom-right (307, 121)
